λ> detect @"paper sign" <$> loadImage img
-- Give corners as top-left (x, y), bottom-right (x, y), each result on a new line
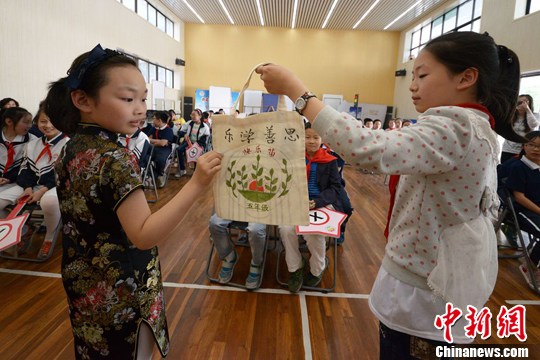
top-left (0, 214), bottom-right (30, 251)
top-left (296, 207), bottom-right (347, 237)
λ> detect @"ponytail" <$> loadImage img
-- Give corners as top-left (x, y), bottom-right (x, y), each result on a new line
top-left (485, 45), bottom-right (522, 142)
top-left (45, 77), bottom-right (81, 136)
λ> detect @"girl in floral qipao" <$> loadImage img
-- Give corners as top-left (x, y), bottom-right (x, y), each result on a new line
top-left (44, 44), bottom-right (222, 360)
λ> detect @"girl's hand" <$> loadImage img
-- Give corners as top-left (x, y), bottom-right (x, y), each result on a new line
top-left (309, 200), bottom-right (316, 210)
top-left (18, 188), bottom-right (33, 203)
top-left (255, 64), bottom-right (307, 101)
top-left (27, 188), bottom-right (47, 204)
top-left (517, 99), bottom-right (530, 112)
top-left (191, 151), bottom-right (223, 187)
top-left (0, 178), bottom-right (9, 185)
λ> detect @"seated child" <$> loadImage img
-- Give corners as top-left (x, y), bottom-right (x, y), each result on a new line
top-left (505, 130), bottom-right (540, 288)
top-left (372, 119), bottom-right (382, 130)
top-left (0, 107), bottom-right (69, 258)
top-left (363, 118), bottom-right (373, 129)
top-left (175, 109), bottom-right (210, 178)
top-left (118, 127), bottom-right (151, 168)
top-left (0, 107), bottom-right (37, 191)
top-left (149, 111), bottom-right (174, 188)
top-left (279, 123), bottom-right (344, 292)
top-left (208, 213), bottom-right (267, 289)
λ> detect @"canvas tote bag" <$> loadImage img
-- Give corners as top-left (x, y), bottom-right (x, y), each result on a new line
top-left (212, 64), bottom-right (309, 226)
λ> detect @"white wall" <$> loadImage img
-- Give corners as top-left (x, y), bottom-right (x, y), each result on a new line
top-left (0, 0), bottom-right (185, 115)
top-left (392, 0), bottom-right (540, 119)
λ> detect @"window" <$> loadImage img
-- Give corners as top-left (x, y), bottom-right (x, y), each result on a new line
top-left (166, 70), bottom-right (173, 88)
top-left (528, 0), bottom-right (540, 14)
top-left (520, 72), bottom-right (540, 107)
top-left (119, 0), bottom-right (174, 38)
top-left (149, 64), bottom-right (157, 82)
top-left (166, 19), bottom-right (174, 37)
top-left (148, 5), bottom-right (157, 26)
top-left (137, 0), bottom-right (147, 19)
top-left (158, 66), bottom-right (166, 83)
top-left (122, 0), bottom-right (135, 12)
top-left (406, 0), bottom-right (482, 61)
top-left (138, 60), bottom-right (149, 83)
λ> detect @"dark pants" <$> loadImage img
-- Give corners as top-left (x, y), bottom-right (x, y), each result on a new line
top-left (515, 206), bottom-right (540, 266)
top-left (152, 146), bottom-right (171, 176)
top-left (379, 322), bottom-right (452, 360)
top-left (176, 142), bottom-right (188, 171)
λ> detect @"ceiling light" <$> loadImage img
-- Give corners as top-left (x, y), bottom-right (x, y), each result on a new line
top-left (384, 0), bottom-right (422, 30)
top-left (292, 0), bottom-right (299, 29)
top-left (256, 0), bottom-right (265, 26)
top-left (183, 0), bottom-right (205, 23)
top-left (219, 0), bottom-right (234, 24)
top-left (353, 0), bottom-right (381, 29)
top-left (322, 0), bottom-right (339, 29)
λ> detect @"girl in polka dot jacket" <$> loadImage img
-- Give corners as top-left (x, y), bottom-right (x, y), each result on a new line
top-left (257, 32), bottom-right (522, 353)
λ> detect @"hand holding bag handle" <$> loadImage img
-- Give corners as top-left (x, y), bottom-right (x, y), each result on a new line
top-left (231, 62), bottom-right (288, 114)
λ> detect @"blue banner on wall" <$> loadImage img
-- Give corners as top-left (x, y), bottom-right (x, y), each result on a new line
top-left (195, 89), bottom-right (209, 111)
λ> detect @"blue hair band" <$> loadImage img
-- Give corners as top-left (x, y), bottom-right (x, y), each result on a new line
top-left (65, 44), bottom-right (120, 90)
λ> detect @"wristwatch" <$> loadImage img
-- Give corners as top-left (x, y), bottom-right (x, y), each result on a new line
top-left (295, 91), bottom-right (317, 115)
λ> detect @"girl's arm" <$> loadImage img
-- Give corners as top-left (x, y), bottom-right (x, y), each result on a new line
top-left (149, 138), bottom-right (169, 147)
top-left (513, 191), bottom-right (540, 216)
top-left (116, 151), bottom-right (222, 250)
top-left (525, 107), bottom-right (540, 130)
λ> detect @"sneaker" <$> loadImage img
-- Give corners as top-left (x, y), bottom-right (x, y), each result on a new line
top-left (518, 264), bottom-right (540, 291)
top-left (174, 170), bottom-right (187, 178)
top-left (17, 225), bottom-right (34, 254)
top-left (304, 257), bottom-right (329, 287)
top-left (288, 259), bottom-right (305, 293)
top-left (38, 240), bottom-right (53, 259)
top-left (218, 251), bottom-right (238, 284)
top-left (336, 233), bottom-right (345, 246)
top-left (158, 175), bottom-right (167, 188)
top-left (245, 262), bottom-right (263, 290)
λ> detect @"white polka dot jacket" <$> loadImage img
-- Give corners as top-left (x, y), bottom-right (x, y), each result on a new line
top-left (313, 105), bottom-right (500, 308)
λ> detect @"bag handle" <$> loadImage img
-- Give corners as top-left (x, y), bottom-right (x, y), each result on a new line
top-left (232, 62), bottom-right (288, 114)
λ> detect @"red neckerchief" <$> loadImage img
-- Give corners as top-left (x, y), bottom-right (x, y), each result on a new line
top-left (125, 135), bottom-right (131, 147)
top-left (305, 147), bottom-right (336, 179)
top-left (383, 103), bottom-right (495, 241)
top-left (36, 141), bottom-right (52, 163)
top-left (4, 142), bottom-right (14, 173)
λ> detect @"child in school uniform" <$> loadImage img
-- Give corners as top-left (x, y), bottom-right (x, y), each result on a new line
top-left (118, 127), bottom-right (151, 167)
top-left (257, 31), bottom-right (522, 356)
top-left (0, 107), bottom-right (69, 258)
top-left (44, 44), bottom-right (222, 359)
top-left (0, 107), bottom-right (36, 191)
top-left (279, 123), bottom-right (344, 292)
top-left (174, 108), bottom-right (210, 178)
top-left (504, 131), bottom-right (540, 287)
top-left (149, 111), bottom-right (174, 188)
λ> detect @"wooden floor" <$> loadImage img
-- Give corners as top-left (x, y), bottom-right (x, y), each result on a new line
top-left (1, 167), bottom-right (539, 359)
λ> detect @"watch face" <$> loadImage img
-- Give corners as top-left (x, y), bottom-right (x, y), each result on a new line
top-left (295, 98), bottom-right (306, 111)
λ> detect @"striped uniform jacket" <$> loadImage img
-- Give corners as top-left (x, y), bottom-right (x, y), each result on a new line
top-left (118, 128), bottom-right (151, 166)
top-left (0, 132), bottom-right (37, 183)
top-left (17, 133), bottom-right (69, 189)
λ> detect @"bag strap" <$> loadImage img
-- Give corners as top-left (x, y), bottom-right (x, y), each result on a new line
top-left (232, 62), bottom-right (288, 114)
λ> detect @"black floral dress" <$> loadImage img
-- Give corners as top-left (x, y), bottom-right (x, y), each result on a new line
top-left (56, 124), bottom-right (169, 359)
